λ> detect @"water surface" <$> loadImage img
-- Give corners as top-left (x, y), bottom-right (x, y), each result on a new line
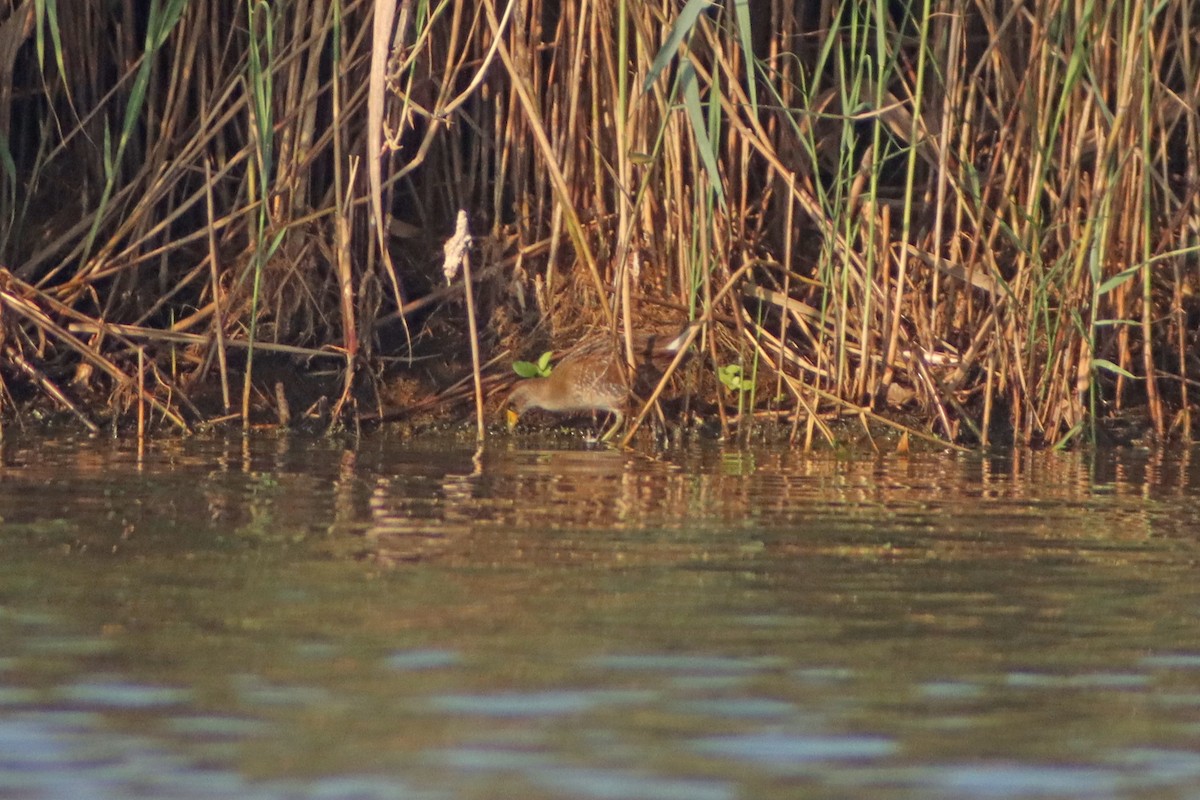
top-left (1, 433), bottom-right (1198, 799)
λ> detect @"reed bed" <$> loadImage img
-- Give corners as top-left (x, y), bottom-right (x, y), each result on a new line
top-left (0, 0), bottom-right (1196, 446)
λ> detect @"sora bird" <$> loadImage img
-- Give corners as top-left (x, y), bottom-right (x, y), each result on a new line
top-left (506, 322), bottom-right (699, 441)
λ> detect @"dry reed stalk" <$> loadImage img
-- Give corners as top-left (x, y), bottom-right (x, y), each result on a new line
top-left (137, 346), bottom-right (145, 440)
top-left (0, 276), bottom-right (187, 431)
top-left (203, 158), bottom-right (231, 413)
top-left (2, 343), bottom-right (98, 433)
top-left (0, 0), bottom-right (1195, 444)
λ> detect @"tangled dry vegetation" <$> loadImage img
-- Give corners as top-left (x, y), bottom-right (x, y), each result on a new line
top-left (1, 0), bottom-right (1197, 447)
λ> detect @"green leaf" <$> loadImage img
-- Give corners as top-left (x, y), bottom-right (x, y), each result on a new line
top-left (1092, 358), bottom-right (1137, 379)
top-left (1051, 421), bottom-right (1085, 451)
top-left (1096, 263), bottom-right (1142, 296)
top-left (34, 0), bottom-right (67, 79)
top-left (513, 352), bottom-right (554, 379)
top-left (0, 131), bottom-right (15, 195)
top-left (80, 0), bottom-right (187, 262)
top-left (718, 363), bottom-right (750, 392)
top-left (732, 0), bottom-right (757, 110)
top-left (680, 62), bottom-right (726, 209)
top-left (643, 0), bottom-right (715, 94)
top-left (512, 362), bottom-right (541, 378)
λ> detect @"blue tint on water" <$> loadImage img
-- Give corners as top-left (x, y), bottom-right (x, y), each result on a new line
top-left (0, 435), bottom-right (1199, 799)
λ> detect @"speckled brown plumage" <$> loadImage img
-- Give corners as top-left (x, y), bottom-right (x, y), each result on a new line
top-left (506, 324), bottom-right (697, 440)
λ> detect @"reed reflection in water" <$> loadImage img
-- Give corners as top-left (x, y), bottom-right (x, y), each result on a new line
top-left (0, 435), bottom-right (1196, 799)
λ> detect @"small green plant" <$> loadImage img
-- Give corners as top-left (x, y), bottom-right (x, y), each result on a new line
top-left (717, 364), bottom-right (751, 393)
top-left (513, 351), bottom-right (553, 378)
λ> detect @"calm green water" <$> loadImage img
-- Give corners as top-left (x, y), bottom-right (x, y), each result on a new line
top-left (0, 433), bottom-right (1198, 799)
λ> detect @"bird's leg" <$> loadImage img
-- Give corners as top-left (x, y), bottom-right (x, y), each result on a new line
top-left (599, 410), bottom-right (625, 442)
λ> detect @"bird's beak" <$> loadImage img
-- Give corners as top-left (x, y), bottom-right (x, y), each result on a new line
top-left (506, 408), bottom-right (521, 430)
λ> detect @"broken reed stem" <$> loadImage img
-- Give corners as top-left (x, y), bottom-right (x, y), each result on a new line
top-left (443, 211), bottom-right (485, 441)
